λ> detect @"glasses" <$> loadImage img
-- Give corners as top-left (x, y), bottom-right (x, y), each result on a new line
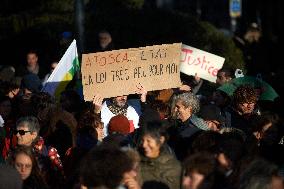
top-left (13, 130), bottom-right (31, 136)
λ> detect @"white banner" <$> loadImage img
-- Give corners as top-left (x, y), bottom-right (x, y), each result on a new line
top-left (180, 44), bottom-right (225, 83)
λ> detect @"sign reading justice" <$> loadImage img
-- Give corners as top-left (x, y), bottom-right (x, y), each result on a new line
top-left (81, 43), bottom-right (182, 101)
top-left (180, 44), bottom-right (225, 83)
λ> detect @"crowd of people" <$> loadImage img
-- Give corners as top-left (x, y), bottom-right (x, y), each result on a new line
top-left (0, 30), bottom-right (284, 189)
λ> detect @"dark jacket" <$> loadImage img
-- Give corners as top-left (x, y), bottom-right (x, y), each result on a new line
top-left (140, 147), bottom-right (181, 189)
top-left (168, 116), bottom-right (204, 161)
top-left (225, 106), bottom-right (260, 136)
top-left (23, 175), bottom-right (48, 189)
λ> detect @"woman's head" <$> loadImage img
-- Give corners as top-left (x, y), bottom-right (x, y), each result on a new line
top-left (15, 116), bottom-right (40, 146)
top-left (183, 152), bottom-right (217, 189)
top-left (78, 111), bottom-right (104, 141)
top-left (140, 121), bottom-right (168, 158)
top-left (121, 147), bottom-right (141, 186)
top-left (171, 92), bottom-right (200, 122)
top-left (11, 146), bottom-right (38, 180)
top-left (80, 146), bottom-right (133, 189)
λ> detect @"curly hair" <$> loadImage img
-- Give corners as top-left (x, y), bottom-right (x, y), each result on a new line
top-left (170, 92), bottom-right (200, 115)
top-left (233, 85), bottom-right (257, 105)
top-left (78, 111), bottom-right (103, 142)
top-left (78, 111), bottom-right (103, 130)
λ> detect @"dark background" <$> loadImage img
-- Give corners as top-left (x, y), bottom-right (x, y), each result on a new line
top-left (0, 0), bottom-right (283, 89)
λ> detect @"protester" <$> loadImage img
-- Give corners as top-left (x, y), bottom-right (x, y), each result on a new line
top-left (216, 67), bottom-right (234, 86)
top-left (16, 50), bottom-right (46, 79)
top-left (21, 73), bottom-right (42, 94)
top-left (77, 111), bottom-right (104, 148)
top-left (95, 30), bottom-right (115, 52)
top-left (182, 152), bottom-right (226, 189)
top-left (9, 146), bottom-right (48, 189)
top-left (199, 104), bottom-right (225, 131)
top-left (14, 116), bottom-right (65, 188)
top-left (121, 147), bottom-right (142, 189)
top-left (139, 121), bottom-right (181, 189)
top-left (226, 85), bottom-right (260, 135)
top-left (0, 27), bottom-right (283, 189)
top-left (191, 131), bottom-right (222, 154)
top-left (42, 61), bottom-right (58, 86)
top-left (216, 132), bottom-right (245, 188)
top-left (108, 114), bottom-right (131, 135)
top-left (0, 78), bottom-right (21, 99)
top-left (210, 89), bottom-right (232, 127)
top-left (80, 146), bottom-right (139, 189)
top-left (168, 92), bottom-right (208, 160)
top-left (93, 83), bottom-right (147, 137)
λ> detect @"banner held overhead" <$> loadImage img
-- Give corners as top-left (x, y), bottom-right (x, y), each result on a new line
top-left (81, 43), bottom-right (182, 101)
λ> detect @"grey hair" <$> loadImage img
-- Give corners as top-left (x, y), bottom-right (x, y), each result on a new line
top-left (16, 116), bottom-right (40, 134)
top-left (170, 92), bottom-right (200, 115)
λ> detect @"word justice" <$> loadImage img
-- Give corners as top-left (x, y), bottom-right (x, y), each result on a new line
top-left (181, 48), bottom-right (219, 76)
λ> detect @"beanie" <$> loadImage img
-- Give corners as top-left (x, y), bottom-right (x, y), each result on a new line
top-left (108, 115), bottom-right (131, 135)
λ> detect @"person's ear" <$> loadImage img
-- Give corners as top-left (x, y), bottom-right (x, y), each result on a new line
top-left (160, 136), bottom-right (165, 144)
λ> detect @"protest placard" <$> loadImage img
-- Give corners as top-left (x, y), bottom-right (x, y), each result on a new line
top-left (81, 43), bottom-right (182, 101)
top-left (180, 44), bottom-right (225, 83)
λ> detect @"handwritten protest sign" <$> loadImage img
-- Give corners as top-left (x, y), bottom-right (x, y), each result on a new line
top-left (81, 43), bottom-right (182, 101)
top-left (180, 44), bottom-right (225, 83)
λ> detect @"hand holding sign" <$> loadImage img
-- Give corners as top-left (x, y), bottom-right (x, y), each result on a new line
top-left (179, 84), bottom-right (191, 92)
top-left (135, 83), bottom-right (147, 103)
top-left (93, 93), bottom-right (104, 113)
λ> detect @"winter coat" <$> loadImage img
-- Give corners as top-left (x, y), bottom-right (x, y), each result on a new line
top-left (140, 147), bottom-right (181, 189)
top-left (167, 115), bottom-right (206, 161)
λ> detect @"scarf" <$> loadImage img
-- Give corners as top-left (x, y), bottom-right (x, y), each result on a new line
top-left (107, 102), bottom-right (128, 116)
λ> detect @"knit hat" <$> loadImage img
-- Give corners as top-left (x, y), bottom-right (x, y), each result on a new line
top-left (0, 164), bottom-right (22, 189)
top-left (199, 104), bottom-right (225, 123)
top-left (108, 115), bottom-right (131, 135)
top-left (21, 73), bottom-right (42, 93)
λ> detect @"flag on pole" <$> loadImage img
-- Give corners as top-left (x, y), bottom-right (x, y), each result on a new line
top-left (42, 39), bottom-right (80, 99)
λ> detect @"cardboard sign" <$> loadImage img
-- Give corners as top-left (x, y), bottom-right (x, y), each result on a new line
top-left (81, 43), bottom-right (182, 101)
top-left (180, 44), bottom-right (225, 83)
